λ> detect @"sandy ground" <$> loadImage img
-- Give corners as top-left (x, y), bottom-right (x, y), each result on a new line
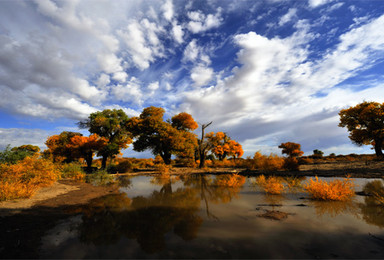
top-left (0, 180), bottom-right (119, 216)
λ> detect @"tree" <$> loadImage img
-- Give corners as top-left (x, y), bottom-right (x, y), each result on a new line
top-left (128, 107), bottom-right (198, 165)
top-left (45, 131), bottom-right (82, 163)
top-left (206, 132), bottom-right (244, 160)
top-left (0, 144), bottom-right (40, 164)
top-left (313, 149), bottom-right (324, 158)
top-left (197, 122), bottom-right (212, 168)
top-left (79, 109), bottom-right (132, 168)
top-left (339, 101), bottom-right (384, 158)
top-left (67, 134), bottom-right (108, 170)
top-left (278, 142), bottom-right (304, 158)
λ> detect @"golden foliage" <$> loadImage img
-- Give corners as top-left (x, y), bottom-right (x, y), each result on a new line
top-left (278, 142), bottom-right (304, 158)
top-left (0, 156), bottom-right (60, 201)
top-left (248, 152), bottom-right (284, 172)
top-left (255, 175), bottom-right (285, 195)
top-left (214, 174), bottom-right (246, 187)
top-left (304, 176), bottom-right (355, 201)
top-left (155, 164), bottom-right (171, 175)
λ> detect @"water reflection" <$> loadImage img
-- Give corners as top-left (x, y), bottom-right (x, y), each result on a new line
top-left (359, 180), bottom-right (384, 228)
top-left (310, 200), bottom-right (359, 217)
top-left (33, 175), bottom-right (384, 258)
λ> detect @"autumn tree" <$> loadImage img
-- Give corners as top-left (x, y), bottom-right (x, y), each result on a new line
top-left (79, 109), bottom-right (132, 168)
top-left (67, 134), bottom-right (108, 170)
top-left (339, 101), bottom-right (384, 158)
top-left (278, 142), bottom-right (304, 158)
top-left (206, 132), bottom-right (244, 160)
top-left (278, 142), bottom-right (303, 171)
top-left (128, 107), bottom-right (198, 165)
top-left (45, 131), bottom-right (82, 163)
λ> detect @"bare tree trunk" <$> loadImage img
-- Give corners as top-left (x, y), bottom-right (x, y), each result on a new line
top-left (198, 122), bottom-right (212, 168)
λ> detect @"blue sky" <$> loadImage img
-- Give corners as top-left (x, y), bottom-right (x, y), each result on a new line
top-left (1, 0), bottom-right (384, 158)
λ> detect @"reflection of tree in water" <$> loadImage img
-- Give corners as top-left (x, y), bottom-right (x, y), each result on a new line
top-left (181, 174), bottom-right (246, 219)
top-left (359, 180), bottom-right (384, 228)
top-left (76, 177), bottom-right (203, 254)
top-left (309, 200), bottom-right (359, 218)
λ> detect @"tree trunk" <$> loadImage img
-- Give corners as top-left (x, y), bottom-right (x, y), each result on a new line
top-left (85, 152), bottom-right (93, 171)
top-left (101, 155), bottom-right (108, 169)
top-left (161, 152), bottom-right (172, 165)
top-left (198, 122), bottom-right (212, 168)
top-left (374, 139), bottom-right (384, 159)
top-left (199, 150), bottom-right (206, 168)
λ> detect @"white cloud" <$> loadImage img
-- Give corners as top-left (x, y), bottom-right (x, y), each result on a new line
top-left (279, 8), bottom-right (297, 26)
top-left (162, 0), bottom-right (174, 21)
top-left (0, 128), bottom-right (50, 151)
top-left (112, 77), bottom-right (143, 105)
top-left (118, 19), bottom-right (164, 70)
top-left (308, 0), bottom-right (334, 8)
top-left (113, 71), bottom-right (128, 83)
top-left (190, 65), bottom-right (213, 87)
top-left (187, 8), bottom-right (223, 33)
top-left (172, 21), bottom-right (184, 44)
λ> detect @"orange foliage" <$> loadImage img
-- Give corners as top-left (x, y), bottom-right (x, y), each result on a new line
top-left (171, 112), bottom-right (198, 131)
top-left (206, 132), bottom-right (243, 160)
top-left (248, 152), bottom-right (284, 172)
top-left (214, 174), bottom-right (246, 187)
top-left (278, 142), bottom-right (304, 158)
top-left (304, 176), bottom-right (355, 201)
top-left (255, 175), bottom-right (284, 195)
top-left (0, 156), bottom-right (60, 201)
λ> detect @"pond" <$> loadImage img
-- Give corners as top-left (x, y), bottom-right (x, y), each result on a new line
top-left (5, 174), bottom-right (384, 258)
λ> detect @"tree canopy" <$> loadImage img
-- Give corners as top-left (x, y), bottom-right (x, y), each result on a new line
top-left (128, 106), bottom-right (198, 164)
top-left (339, 101), bottom-right (384, 158)
top-left (206, 132), bottom-right (244, 160)
top-left (79, 109), bottom-right (132, 168)
top-left (278, 142), bottom-right (304, 158)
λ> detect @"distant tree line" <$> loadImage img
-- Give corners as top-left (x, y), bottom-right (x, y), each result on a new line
top-left (42, 106), bottom-right (244, 169)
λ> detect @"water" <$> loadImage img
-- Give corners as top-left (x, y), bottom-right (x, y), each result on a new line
top-left (9, 175), bottom-right (384, 258)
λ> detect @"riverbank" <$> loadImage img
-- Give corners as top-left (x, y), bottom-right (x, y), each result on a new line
top-left (0, 159), bottom-right (383, 215)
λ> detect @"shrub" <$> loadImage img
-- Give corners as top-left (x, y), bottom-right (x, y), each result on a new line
top-left (155, 164), bottom-right (171, 175)
top-left (283, 157), bottom-right (299, 171)
top-left (60, 162), bottom-right (85, 181)
top-left (255, 175), bottom-right (285, 195)
top-left (304, 176), bottom-right (355, 201)
top-left (86, 169), bottom-right (115, 186)
top-left (248, 152), bottom-right (284, 172)
top-left (115, 160), bottom-right (135, 173)
top-left (0, 156), bottom-right (60, 201)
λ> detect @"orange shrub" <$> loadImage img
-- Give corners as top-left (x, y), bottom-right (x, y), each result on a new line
top-left (304, 176), bottom-right (355, 201)
top-left (0, 156), bottom-right (60, 201)
top-left (155, 164), bottom-right (171, 175)
top-left (249, 152), bottom-right (284, 172)
top-left (256, 175), bottom-right (284, 195)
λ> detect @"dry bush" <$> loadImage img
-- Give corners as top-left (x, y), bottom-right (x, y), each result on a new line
top-left (0, 156), bottom-right (60, 201)
top-left (304, 176), bottom-right (355, 201)
top-left (248, 152), bottom-right (284, 172)
top-left (283, 157), bottom-right (299, 171)
top-left (363, 180), bottom-right (384, 205)
top-left (60, 162), bottom-right (85, 181)
top-left (255, 175), bottom-right (285, 195)
top-left (155, 164), bottom-right (171, 175)
top-left (212, 159), bottom-right (236, 168)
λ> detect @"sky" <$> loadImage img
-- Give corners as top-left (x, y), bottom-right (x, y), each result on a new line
top-left (1, 0), bottom-right (384, 158)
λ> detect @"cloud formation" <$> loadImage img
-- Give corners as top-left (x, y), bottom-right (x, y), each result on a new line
top-left (1, 0), bottom-right (384, 157)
